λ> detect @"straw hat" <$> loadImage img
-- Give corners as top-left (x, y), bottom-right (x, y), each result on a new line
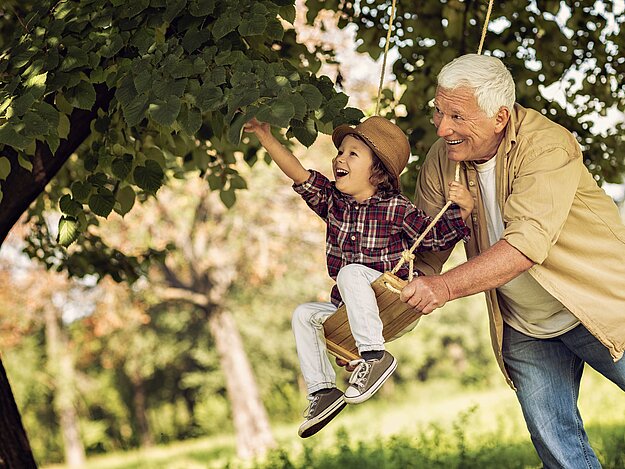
top-left (331, 116), bottom-right (411, 189)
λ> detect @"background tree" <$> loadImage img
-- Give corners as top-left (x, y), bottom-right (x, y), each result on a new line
top-left (305, 0), bottom-right (625, 190)
top-left (0, 0), bottom-right (360, 461)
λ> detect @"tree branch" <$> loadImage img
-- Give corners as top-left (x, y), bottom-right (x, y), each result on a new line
top-left (0, 84), bottom-right (115, 247)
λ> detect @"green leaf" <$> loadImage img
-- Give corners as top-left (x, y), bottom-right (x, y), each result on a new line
top-left (178, 104), bottom-right (202, 135)
top-left (66, 81), bottom-right (96, 110)
top-left (164, 0), bottom-right (186, 23)
top-left (206, 173), bottom-right (222, 190)
top-left (58, 216), bottom-right (79, 247)
top-left (45, 133), bottom-right (60, 154)
top-left (0, 123), bottom-right (31, 150)
top-left (182, 26), bottom-right (211, 53)
top-left (279, 5), bottom-right (296, 24)
top-left (120, 0), bottom-right (149, 18)
top-left (256, 100), bottom-right (294, 128)
top-left (148, 95), bottom-right (181, 126)
top-left (196, 84), bottom-right (224, 112)
top-left (0, 156), bottom-right (10, 180)
top-left (301, 84), bottom-right (323, 109)
top-left (112, 154), bottom-right (133, 180)
top-left (122, 93), bottom-right (150, 127)
top-left (10, 93), bottom-right (35, 117)
top-left (58, 113), bottom-right (71, 139)
top-left (89, 189), bottom-right (116, 217)
top-left (239, 14), bottom-right (267, 36)
top-left (133, 159), bottom-right (164, 193)
top-left (287, 93), bottom-right (307, 120)
top-left (227, 112), bottom-right (247, 145)
top-left (219, 188), bottom-right (236, 208)
top-left (115, 185), bottom-right (136, 216)
top-left (189, 0), bottom-right (215, 16)
top-left (59, 194), bottom-right (82, 217)
top-left (291, 117), bottom-right (317, 147)
top-left (60, 46), bottom-right (89, 72)
top-left (229, 174), bottom-right (247, 190)
top-left (71, 181), bottom-right (92, 202)
top-left (18, 153), bottom-right (33, 172)
top-left (133, 70), bottom-right (153, 95)
top-left (115, 75), bottom-right (137, 109)
top-left (99, 34), bottom-right (124, 58)
top-left (25, 71), bottom-right (47, 97)
top-left (212, 11), bottom-right (241, 39)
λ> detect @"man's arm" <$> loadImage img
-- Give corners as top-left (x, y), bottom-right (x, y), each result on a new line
top-left (244, 118), bottom-right (310, 184)
top-left (400, 239), bottom-right (534, 314)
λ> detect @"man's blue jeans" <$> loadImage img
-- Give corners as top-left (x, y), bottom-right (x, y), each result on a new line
top-left (503, 323), bottom-right (625, 468)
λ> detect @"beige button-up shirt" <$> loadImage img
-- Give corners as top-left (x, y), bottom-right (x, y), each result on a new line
top-left (414, 103), bottom-right (625, 387)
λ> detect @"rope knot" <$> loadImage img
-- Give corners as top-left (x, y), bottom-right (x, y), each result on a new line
top-left (401, 250), bottom-right (415, 263)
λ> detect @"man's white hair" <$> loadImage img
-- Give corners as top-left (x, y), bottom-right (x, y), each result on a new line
top-left (437, 54), bottom-right (516, 117)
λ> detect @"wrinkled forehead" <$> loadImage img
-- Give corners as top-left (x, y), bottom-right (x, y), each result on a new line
top-left (433, 86), bottom-right (481, 114)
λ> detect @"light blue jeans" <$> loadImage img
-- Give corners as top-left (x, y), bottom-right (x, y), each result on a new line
top-left (291, 264), bottom-right (385, 395)
top-left (502, 323), bottom-right (625, 468)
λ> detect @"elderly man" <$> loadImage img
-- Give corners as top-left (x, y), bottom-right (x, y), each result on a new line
top-left (401, 54), bottom-right (625, 467)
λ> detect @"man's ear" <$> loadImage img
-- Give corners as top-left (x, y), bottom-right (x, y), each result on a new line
top-left (494, 107), bottom-right (511, 134)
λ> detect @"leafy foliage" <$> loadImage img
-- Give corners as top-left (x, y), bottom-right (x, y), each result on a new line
top-left (0, 0), bottom-right (362, 265)
top-left (307, 0), bottom-right (625, 193)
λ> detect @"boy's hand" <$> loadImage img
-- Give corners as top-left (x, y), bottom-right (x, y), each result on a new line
top-left (448, 181), bottom-right (474, 220)
top-left (243, 117), bottom-right (270, 136)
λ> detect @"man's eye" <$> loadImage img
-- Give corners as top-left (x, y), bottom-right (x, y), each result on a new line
top-left (453, 115), bottom-right (464, 120)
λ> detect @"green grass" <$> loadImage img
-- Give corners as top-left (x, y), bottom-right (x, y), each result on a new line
top-left (43, 367), bottom-right (625, 469)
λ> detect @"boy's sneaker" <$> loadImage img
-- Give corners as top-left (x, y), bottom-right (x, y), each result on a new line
top-left (344, 351), bottom-right (397, 404)
top-left (298, 388), bottom-right (346, 438)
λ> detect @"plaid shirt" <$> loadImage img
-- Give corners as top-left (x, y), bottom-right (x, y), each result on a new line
top-left (294, 170), bottom-right (470, 306)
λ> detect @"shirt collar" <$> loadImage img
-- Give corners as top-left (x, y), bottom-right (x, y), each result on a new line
top-left (333, 186), bottom-right (399, 205)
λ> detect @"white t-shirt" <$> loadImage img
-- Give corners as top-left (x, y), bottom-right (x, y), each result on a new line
top-left (474, 157), bottom-right (579, 338)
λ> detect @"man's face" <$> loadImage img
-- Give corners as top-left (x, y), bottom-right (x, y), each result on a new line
top-left (432, 86), bottom-right (508, 162)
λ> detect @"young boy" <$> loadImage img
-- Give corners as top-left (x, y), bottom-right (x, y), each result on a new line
top-left (244, 116), bottom-right (473, 438)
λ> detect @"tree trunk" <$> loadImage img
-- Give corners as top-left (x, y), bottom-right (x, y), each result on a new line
top-left (0, 84), bottom-right (114, 463)
top-left (44, 307), bottom-right (86, 469)
top-left (208, 309), bottom-right (276, 460)
top-left (0, 358), bottom-right (37, 469)
top-left (129, 371), bottom-right (153, 447)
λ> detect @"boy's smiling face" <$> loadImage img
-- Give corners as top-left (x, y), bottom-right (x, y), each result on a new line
top-left (333, 134), bottom-right (376, 202)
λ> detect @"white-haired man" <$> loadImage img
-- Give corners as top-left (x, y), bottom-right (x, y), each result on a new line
top-left (401, 53), bottom-right (625, 467)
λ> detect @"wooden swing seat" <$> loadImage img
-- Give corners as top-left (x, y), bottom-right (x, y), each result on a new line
top-left (323, 272), bottom-right (423, 362)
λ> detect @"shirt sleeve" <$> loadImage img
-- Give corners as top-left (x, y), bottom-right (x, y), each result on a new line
top-left (411, 142), bottom-right (460, 274)
top-left (403, 202), bottom-right (470, 252)
top-left (292, 169), bottom-right (333, 220)
top-left (502, 146), bottom-right (582, 264)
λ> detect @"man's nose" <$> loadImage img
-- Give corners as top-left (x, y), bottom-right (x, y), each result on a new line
top-left (436, 115), bottom-right (453, 137)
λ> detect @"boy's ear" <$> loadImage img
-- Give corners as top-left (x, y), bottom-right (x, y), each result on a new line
top-left (494, 107), bottom-right (511, 134)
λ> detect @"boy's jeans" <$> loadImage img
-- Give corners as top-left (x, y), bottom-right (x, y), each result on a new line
top-left (503, 323), bottom-right (625, 468)
top-left (292, 264), bottom-right (385, 395)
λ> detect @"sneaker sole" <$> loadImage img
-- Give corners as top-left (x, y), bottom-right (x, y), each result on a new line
top-left (344, 357), bottom-right (397, 405)
top-left (298, 397), bottom-right (346, 438)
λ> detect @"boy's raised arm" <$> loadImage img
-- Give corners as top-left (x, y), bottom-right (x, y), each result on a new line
top-left (244, 118), bottom-right (311, 184)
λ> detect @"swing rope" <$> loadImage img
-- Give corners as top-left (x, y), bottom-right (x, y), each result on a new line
top-left (374, 0), bottom-right (397, 116)
top-left (375, 0), bottom-right (495, 293)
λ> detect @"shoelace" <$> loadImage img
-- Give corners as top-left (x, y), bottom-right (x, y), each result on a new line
top-left (303, 394), bottom-right (320, 418)
top-left (348, 359), bottom-right (372, 390)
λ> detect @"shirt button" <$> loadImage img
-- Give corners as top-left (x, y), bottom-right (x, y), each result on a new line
top-left (472, 215), bottom-right (478, 222)
top-left (351, 235), bottom-right (356, 241)
top-left (469, 180), bottom-right (476, 187)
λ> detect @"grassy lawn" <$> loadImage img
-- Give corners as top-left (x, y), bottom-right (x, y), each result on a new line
top-left (43, 366), bottom-right (625, 469)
